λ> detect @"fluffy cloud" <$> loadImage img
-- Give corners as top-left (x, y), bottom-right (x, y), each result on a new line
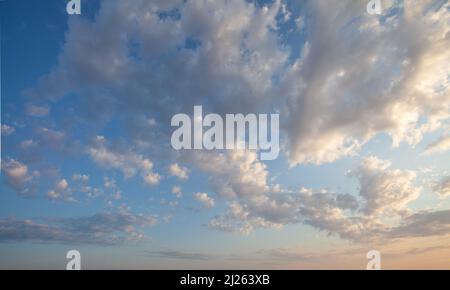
top-left (348, 156), bottom-right (421, 216)
top-left (0, 211), bottom-right (157, 245)
top-left (171, 185), bottom-right (182, 198)
top-left (25, 0), bottom-right (450, 168)
top-left (169, 163), bottom-right (189, 180)
top-left (13, 0), bottom-right (450, 246)
top-left (87, 136), bottom-right (161, 185)
top-left (1, 158), bottom-right (37, 196)
top-left (424, 135), bottom-right (450, 155)
top-left (190, 150), bottom-right (269, 199)
top-left (283, 0), bottom-right (450, 165)
top-left (193, 192), bottom-right (215, 209)
top-left (433, 176), bottom-right (450, 198)
top-left (1, 124), bottom-right (15, 136)
top-left (201, 152), bottom-right (433, 242)
top-left (71, 173), bottom-right (89, 183)
top-left (46, 178), bottom-right (75, 202)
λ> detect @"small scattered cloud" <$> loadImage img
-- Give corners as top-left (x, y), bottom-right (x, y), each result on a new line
top-left (171, 186), bottom-right (182, 198)
top-left (1, 158), bottom-right (38, 196)
top-left (193, 192), bottom-right (215, 209)
top-left (169, 163), bottom-right (189, 180)
top-left (1, 124), bottom-right (15, 136)
top-left (46, 178), bottom-right (75, 202)
top-left (26, 104), bottom-right (50, 117)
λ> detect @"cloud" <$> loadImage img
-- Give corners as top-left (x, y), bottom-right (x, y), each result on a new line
top-left (25, 0), bottom-right (449, 169)
top-left (169, 163), bottom-right (189, 180)
top-left (87, 136), bottom-right (161, 185)
top-left (1, 158), bottom-right (37, 196)
top-left (171, 185), bottom-right (182, 198)
top-left (1, 124), bottom-right (15, 136)
top-left (0, 211), bottom-right (157, 245)
top-left (193, 192), bottom-right (215, 209)
top-left (389, 210), bottom-right (450, 238)
top-left (26, 104), bottom-right (50, 117)
top-left (144, 250), bottom-right (212, 261)
top-left (190, 150), bottom-right (269, 199)
top-left (46, 178), bottom-right (75, 202)
top-left (432, 176), bottom-right (450, 198)
top-left (200, 151), bottom-right (436, 242)
top-left (13, 0), bottom-right (450, 247)
top-left (348, 156), bottom-right (421, 216)
top-left (71, 173), bottom-right (89, 183)
top-left (424, 135), bottom-right (450, 155)
top-left (283, 0), bottom-right (450, 165)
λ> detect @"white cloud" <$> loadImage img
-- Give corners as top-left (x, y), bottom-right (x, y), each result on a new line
top-left (171, 185), bottom-right (182, 198)
top-left (433, 176), bottom-right (450, 198)
top-left (16, 0), bottom-right (450, 245)
top-left (72, 173), bottom-right (89, 182)
top-left (87, 136), bottom-right (161, 185)
top-left (1, 124), bottom-right (15, 136)
top-left (193, 192), bottom-right (215, 209)
top-left (27, 0), bottom-right (450, 167)
top-left (1, 158), bottom-right (37, 196)
top-left (282, 0), bottom-right (450, 165)
top-left (47, 178), bottom-right (75, 202)
top-left (424, 135), bottom-right (450, 155)
top-left (144, 173), bottom-right (161, 185)
top-left (349, 156), bottom-right (421, 216)
top-left (169, 163), bottom-right (189, 180)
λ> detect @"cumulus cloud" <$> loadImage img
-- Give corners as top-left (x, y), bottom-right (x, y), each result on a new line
top-left (193, 192), bottom-right (215, 209)
top-left (87, 136), bottom-right (161, 185)
top-left (348, 156), bottom-right (421, 216)
top-left (433, 176), bottom-right (450, 198)
top-left (1, 158), bottom-right (37, 196)
top-left (201, 151), bottom-right (433, 242)
top-left (1, 124), bottom-right (15, 136)
top-left (14, 0), bottom-right (450, 246)
top-left (169, 163), bottom-right (189, 180)
top-left (190, 150), bottom-right (269, 199)
top-left (424, 135), bottom-right (450, 155)
top-left (24, 0), bottom-right (449, 168)
top-left (46, 178), bottom-right (75, 202)
top-left (71, 173), bottom-right (89, 183)
top-left (171, 185), bottom-right (182, 198)
top-left (283, 0), bottom-right (450, 165)
top-left (0, 211), bottom-right (157, 245)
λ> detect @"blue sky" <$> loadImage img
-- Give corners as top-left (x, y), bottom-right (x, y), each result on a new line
top-left (1, 0), bottom-right (450, 269)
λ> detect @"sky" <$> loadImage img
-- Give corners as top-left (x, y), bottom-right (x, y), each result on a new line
top-left (0, 0), bottom-right (449, 269)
